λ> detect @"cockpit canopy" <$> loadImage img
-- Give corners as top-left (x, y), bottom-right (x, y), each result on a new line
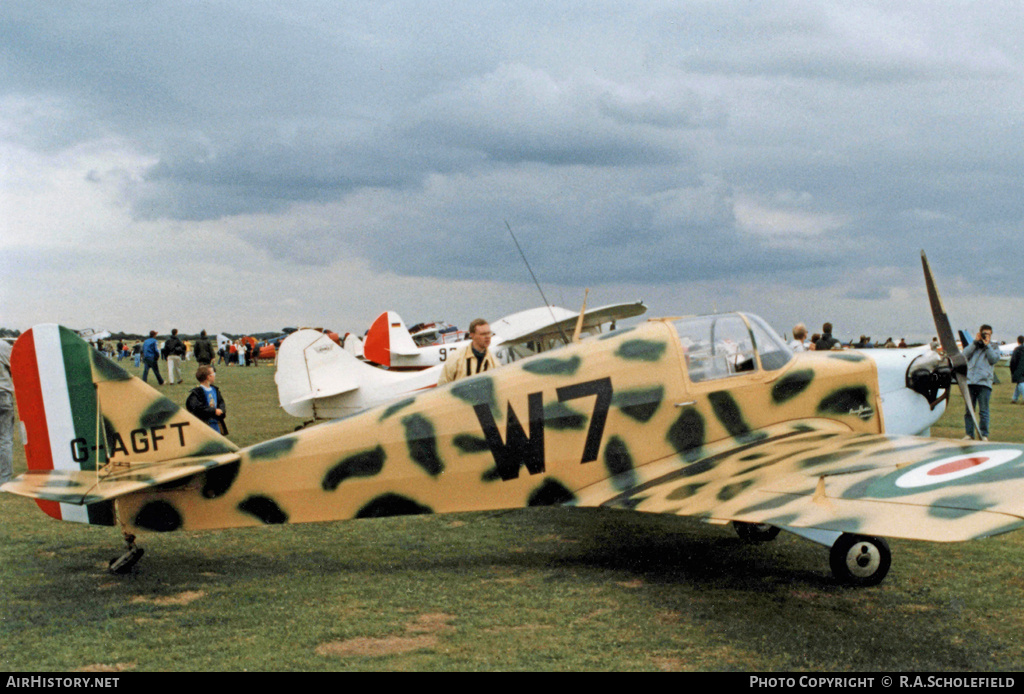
top-left (673, 312), bottom-right (793, 383)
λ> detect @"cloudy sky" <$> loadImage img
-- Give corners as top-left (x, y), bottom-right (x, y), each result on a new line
top-left (2, 1), bottom-right (1023, 343)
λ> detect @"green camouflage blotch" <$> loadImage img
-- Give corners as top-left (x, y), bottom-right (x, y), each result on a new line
top-left (760, 513), bottom-right (800, 528)
top-left (140, 399), bottom-right (180, 428)
top-left (829, 352), bottom-right (867, 362)
top-left (613, 386), bottom-right (664, 422)
top-left (481, 466), bottom-right (503, 483)
top-left (522, 355), bottom-right (581, 376)
top-left (451, 377), bottom-right (498, 419)
top-left (323, 446), bottom-right (386, 491)
top-left (248, 436), bottom-right (298, 460)
top-left (928, 505), bottom-right (982, 520)
top-left (604, 436), bottom-right (637, 490)
top-left (838, 434), bottom-right (881, 449)
top-left (800, 449), bottom-right (864, 469)
top-left (717, 480), bottom-right (754, 502)
top-left (818, 387), bottom-right (872, 417)
top-left (667, 482), bottom-right (706, 501)
top-left (709, 391), bottom-right (751, 438)
top-left (134, 500), bottom-right (182, 532)
top-left (380, 397), bottom-right (416, 422)
top-left (528, 479), bottom-right (576, 507)
top-left (981, 520), bottom-right (1024, 538)
top-left (737, 459), bottom-right (779, 476)
top-left (202, 460), bottom-right (241, 498)
top-left (738, 494), bottom-right (800, 515)
top-left (771, 370), bottom-right (814, 403)
top-left (667, 407), bottom-right (705, 460)
top-left (739, 452), bottom-right (769, 461)
top-left (91, 350), bottom-right (132, 382)
top-left (868, 441), bottom-right (935, 457)
top-left (453, 434), bottom-right (490, 454)
top-left (356, 493), bottom-right (432, 518)
top-left (196, 441), bottom-right (238, 456)
top-left (238, 495), bottom-right (289, 524)
top-left (45, 479), bottom-right (86, 488)
top-left (615, 339), bottom-right (667, 362)
top-left (402, 413), bottom-right (443, 476)
top-left (544, 401), bottom-right (586, 430)
top-left (813, 517), bottom-right (865, 533)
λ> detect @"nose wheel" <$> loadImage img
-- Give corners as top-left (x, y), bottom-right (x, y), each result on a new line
top-left (830, 533), bottom-right (890, 586)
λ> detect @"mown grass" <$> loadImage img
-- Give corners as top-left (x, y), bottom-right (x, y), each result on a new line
top-left (2, 358), bottom-right (1023, 671)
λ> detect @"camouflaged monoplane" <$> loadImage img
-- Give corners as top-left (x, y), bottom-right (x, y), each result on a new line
top-left (3, 253), bottom-right (1023, 584)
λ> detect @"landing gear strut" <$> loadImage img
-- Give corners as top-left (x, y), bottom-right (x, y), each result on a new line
top-left (733, 521), bottom-right (781, 543)
top-left (829, 533), bottom-right (890, 586)
top-left (108, 533), bottom-right (144, 575)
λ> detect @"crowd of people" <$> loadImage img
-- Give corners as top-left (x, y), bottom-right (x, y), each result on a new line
top-left (788, 321), bottom-right (917, 352)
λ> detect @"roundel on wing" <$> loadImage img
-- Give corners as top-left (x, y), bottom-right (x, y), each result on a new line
top-left (894, 449), bottom-right (1023, 489)
top-left (863, 446), bottom-right (1024, 499)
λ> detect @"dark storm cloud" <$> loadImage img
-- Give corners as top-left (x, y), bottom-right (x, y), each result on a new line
top-left (4, 0), bottom-right (1024, 299)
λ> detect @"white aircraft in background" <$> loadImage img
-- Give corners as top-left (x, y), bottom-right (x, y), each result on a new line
top-left (276, 300), bottom-right (647, 422)
top-left (362, 301), bottom-right (648, 370)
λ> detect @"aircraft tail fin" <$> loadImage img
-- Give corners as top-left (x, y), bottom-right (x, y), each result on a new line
top-left (364, 311), bottom-right (420, 366)
top-left (5, 325), bottom-right (238, 524)
top-left (275, 329), bottom-right (361, 418)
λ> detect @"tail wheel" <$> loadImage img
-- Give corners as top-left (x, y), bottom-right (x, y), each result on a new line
top-left (733, 521), bottom-right (781, 543)
top-left (830, 533), bottom-right (891, 586)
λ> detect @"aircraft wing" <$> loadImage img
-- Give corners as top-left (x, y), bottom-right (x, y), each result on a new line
top-left (1, 452), bottom-right (242, 505)
top-left (574, 420), bottom-right (1024, 542)
top-left (494, 301), bottom-right (647, 345)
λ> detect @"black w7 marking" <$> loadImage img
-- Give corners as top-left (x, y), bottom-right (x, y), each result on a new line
top-left (473, 378), bottom-right (612, 481)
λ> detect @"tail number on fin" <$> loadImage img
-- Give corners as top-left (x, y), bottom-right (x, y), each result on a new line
top-left (473, 377), bottom-right (612, 481)
top-left (70, 423), bottom-right (192, 464)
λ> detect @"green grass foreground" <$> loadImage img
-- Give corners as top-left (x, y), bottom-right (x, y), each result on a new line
top-left (2, 358), bottom-right (1024, 671)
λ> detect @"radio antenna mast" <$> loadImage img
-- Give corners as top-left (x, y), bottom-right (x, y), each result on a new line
top-left (505, 220), bottom-right (571, 344)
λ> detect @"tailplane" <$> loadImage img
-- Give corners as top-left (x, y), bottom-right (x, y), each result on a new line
top-left (5, 324), bottom-right (238, 524)
top-left (276, 327), bottom-right (440, 421)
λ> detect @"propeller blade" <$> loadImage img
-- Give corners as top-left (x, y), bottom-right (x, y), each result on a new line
top-left (921, 251), bottom-right (960, 358)
top-left (955, 371), bottom-right (983, 440)
top-left (921, 250), bottom-right (981, 440)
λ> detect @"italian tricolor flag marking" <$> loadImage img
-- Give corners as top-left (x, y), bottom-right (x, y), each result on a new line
top-left (10, 324), bottom-right (97, 523)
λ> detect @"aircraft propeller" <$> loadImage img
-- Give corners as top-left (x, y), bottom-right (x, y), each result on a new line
top-left (920, 250), bottom-right (982, 439)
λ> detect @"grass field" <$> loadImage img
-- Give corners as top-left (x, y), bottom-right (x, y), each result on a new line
top-left (2, 357), bottom-right (1024, 671)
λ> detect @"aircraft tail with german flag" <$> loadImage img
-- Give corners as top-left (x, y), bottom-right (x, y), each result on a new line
top-left (3, 325), bottom-right (240, 525)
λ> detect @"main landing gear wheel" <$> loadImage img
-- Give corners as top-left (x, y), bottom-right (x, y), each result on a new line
top-left (733, 521), bottom-right (781, 543)
top-left (829, 533), bottom-right (891, 586)
top-left (108, 534), bottom-right (145, 575)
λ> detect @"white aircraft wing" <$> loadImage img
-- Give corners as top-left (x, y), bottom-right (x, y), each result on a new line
top-left (492, 301), bottom-right (646, 347)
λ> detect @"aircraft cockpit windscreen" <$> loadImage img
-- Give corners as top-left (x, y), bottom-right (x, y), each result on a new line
top-left (675, 313), bottom-right (792, 383)
top-left (675, 314), bottom-right (758, 382)
top-left (743, 313), bottom-right (793, 372)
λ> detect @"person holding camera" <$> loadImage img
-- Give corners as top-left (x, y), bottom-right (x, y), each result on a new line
top-left (963, 324), bottom-right (1001, 440)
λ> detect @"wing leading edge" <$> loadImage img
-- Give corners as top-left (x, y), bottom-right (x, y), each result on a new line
top-left (573, 420), bottom-right (1024, 542)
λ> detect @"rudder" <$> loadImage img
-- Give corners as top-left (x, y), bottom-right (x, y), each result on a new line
top-left (9, 325), bottom-right (237, 524)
